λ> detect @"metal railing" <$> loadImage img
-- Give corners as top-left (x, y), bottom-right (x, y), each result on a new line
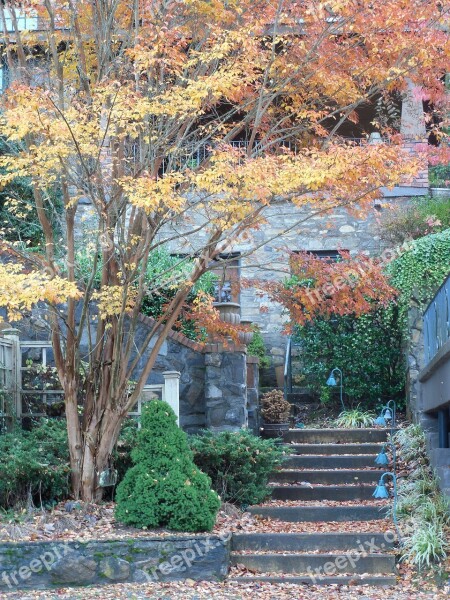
top-left (283, 337), bottom-right (292, 399)
top-left (117, 136), bottom-right (375, 177)
top-left (423, 273), bottom-right (450, 364)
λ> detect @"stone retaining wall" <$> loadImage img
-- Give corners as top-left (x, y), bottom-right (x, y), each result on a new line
top-left (0, 535), bottom-right (230, 591)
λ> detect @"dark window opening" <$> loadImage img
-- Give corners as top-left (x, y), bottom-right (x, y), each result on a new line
top-left (293, 249), bottom-right (344, 263)
top-left (211, 252), bottom-right (241, 303)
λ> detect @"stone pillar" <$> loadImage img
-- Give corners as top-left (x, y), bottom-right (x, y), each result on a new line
top-left (400, 79), bottom-right (428, 189)
top-left (163, 371), bottom-right (180, 425)
top-left (400, 79), bottom-right (426, 139)
top-left (204, 343), bottom-right (247, 432)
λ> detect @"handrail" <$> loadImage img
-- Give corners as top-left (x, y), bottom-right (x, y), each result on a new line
top-left (283, 337), bottom-right (292, 399)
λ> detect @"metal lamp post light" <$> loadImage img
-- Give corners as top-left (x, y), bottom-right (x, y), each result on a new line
top-left (372, 471), bottom-right (401, 542)
top-left (326, 367), bottom-right (345, 411)
top-left (375, 441), bottom-right (397, 467)
top-left (374, 400), bottom-right (397, 438)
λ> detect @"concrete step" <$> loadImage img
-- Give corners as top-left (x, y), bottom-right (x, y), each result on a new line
top-left (248, 504), bottom-right (388, 522)
top-left (284, 428), bottom-right (391, 444)
top-left (283, 454), bottom-right (378, 469)
top-left (229, 575), bottom-right (398, 586)
top-left (270, 484), bottom-right (377, 501)
top-left (286, 391), bottom-right (315, 404)
top-left (232, 533), bottom-right (396, 552)
top-left (286, 443), bottom-right (383, 455)
top-left (271, 469), bottom-right (383, 485)
top-left (231, 552), bottom-right (396, 575)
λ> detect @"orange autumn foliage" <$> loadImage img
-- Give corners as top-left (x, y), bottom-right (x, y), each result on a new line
top-left (266, 251), bottom-right (398, 327)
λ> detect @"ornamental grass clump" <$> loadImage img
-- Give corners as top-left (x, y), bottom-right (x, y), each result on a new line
top-left (394, 424), bottom-right (450, 571)
top-left (260, 389), bottom-right (291, 424)
top-left (115, 401), bottom-right (220, 532)
top-left (335, 406), bottom-right (376, 428)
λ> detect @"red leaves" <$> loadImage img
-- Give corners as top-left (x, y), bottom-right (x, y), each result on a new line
top-left (265, 251), bottom-right (397, 327)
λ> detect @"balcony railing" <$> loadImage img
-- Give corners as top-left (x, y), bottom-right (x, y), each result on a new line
top-left (122, 137), bottom-right (379, 176)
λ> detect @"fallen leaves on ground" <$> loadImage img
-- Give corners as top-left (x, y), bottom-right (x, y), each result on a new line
top-left (0, 576), bottom-right (448, 600)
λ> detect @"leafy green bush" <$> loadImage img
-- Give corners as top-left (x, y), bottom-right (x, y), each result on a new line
top-left (0, 420), bottom-right (69, 508)
top-left (189, 430), bottom-right (284, 506)
top-left (115, 401), bottom-right (220, 531)
top-left (379, 196), bottom-right (450, 245)
top-left (294, 305), bottom-right (405, 407)
top-left (429, 164), bottom-right (450, 188)
top-left (74, 246), bottom-right (217, 341)
top-left (142, 249), bottom-right (217, 340)
top-left (0, 138), bottom-right (62, 248)
top-left (247, 326), bottom-right (270, 368)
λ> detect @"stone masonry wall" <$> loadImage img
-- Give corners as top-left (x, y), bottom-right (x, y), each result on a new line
top-left (0, 535), bottom-right (230, 591)
top-left (71, 194), bottom-right (421, 387)
top-left (11, 311), bottom-right (257, 434)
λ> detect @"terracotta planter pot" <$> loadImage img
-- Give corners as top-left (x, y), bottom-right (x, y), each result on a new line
top-left (213, 302), bottom-right (241, 325)
top-left (261, 422), bottom-right (289, 439)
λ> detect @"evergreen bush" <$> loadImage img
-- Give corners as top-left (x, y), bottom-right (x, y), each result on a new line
top-left (189, 430), bottom-right (284, 506)
top-left (115, 401), bottom-right (220, 531)
top-left (0, 419), bottom-right (69, 508)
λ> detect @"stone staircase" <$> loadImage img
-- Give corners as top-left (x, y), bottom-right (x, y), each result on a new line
top-left (229, 428), bottom-right (398, 586)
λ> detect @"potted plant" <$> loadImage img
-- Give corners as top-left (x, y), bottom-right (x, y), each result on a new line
top-left (260, 389), bottom-right (291, 439)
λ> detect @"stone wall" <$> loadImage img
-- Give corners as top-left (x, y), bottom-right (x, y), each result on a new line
top-left (234, 196), bottom-right (421, 384)
top-left (0, 535), bottom-right (230, 591)
top-left (11, 311), bottom-right (257, 434)
top-left (72, 184), bottom-right (427, 388)
top-left (134, 316), bottom-right (207, 433)
top-left (406, 305), bottom-right (450, 499)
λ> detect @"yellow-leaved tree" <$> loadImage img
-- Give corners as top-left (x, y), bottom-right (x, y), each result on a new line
top-left (0, 0), bottom-right (448, 500)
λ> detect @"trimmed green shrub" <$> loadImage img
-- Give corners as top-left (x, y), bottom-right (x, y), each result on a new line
top-left (115, 401), bottom-right (220, 531)
top-left (0, 419), bottom-right (69, 508)
top-left (189, 430), bottom-right (284, 506)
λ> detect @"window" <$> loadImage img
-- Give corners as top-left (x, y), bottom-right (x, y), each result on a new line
top-left (2, 8), bottom-right (38, 32)
top-left (309, 249), bottom-right (342, 262)
top-left (211, 253), bottom-right (241, 303)
top-left (293, 249), bottom-right (344, 263)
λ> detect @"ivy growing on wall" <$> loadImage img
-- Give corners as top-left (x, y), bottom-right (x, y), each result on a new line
top-left (387, 228), bottom-right (450, 312)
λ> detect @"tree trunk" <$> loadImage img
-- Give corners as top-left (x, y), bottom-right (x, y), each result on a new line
top-left (80, 410), bottom-right (126, 502)
top-left (65, 382), bottom-right (83, 499)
